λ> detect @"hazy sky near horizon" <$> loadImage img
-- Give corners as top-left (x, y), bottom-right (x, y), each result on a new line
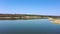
top-left (0, 0), bottom-right (60, 16)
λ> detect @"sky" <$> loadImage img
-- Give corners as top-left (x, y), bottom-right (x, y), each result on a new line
top-left (0, 0), bottom-right (60, 16)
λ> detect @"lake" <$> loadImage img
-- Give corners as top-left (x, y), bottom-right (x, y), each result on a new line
top-left (0, 19), bottom-right (60, 34)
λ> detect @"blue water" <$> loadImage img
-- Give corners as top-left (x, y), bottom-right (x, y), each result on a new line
top-left (0, 19), bottom-right (60, 34)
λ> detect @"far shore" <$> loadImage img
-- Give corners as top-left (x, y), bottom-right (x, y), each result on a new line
top-left (0, 14), bottom-right (60, 24)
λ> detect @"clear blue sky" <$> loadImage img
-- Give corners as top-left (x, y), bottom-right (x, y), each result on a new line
top-left (0, 0), bottom-right (60, 16)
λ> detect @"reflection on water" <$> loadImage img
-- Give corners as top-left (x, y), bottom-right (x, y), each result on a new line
top-left (0, 18), bottom-right (45, 20)
top-left (0, 19), bottom-right (60, 34)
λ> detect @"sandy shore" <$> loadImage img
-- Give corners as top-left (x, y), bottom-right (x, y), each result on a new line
top-left (52, 19), bottom-right (60, 24)
top-left (48, 18), bottom-right (60, 24)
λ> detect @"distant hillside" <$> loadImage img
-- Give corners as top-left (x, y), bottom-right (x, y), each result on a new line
top-left (0, 14), bottom-right (60, 17)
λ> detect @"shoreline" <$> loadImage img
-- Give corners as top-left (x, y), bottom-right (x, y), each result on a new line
top-left (48, 18), bottom-right (60, 24)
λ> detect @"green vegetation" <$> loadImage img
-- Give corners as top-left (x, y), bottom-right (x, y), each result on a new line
top-left (0, 14), bottom-right (60, 20)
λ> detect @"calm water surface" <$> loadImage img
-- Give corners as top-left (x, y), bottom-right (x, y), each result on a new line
top-left (0, 19), bottom-right (60, 34)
